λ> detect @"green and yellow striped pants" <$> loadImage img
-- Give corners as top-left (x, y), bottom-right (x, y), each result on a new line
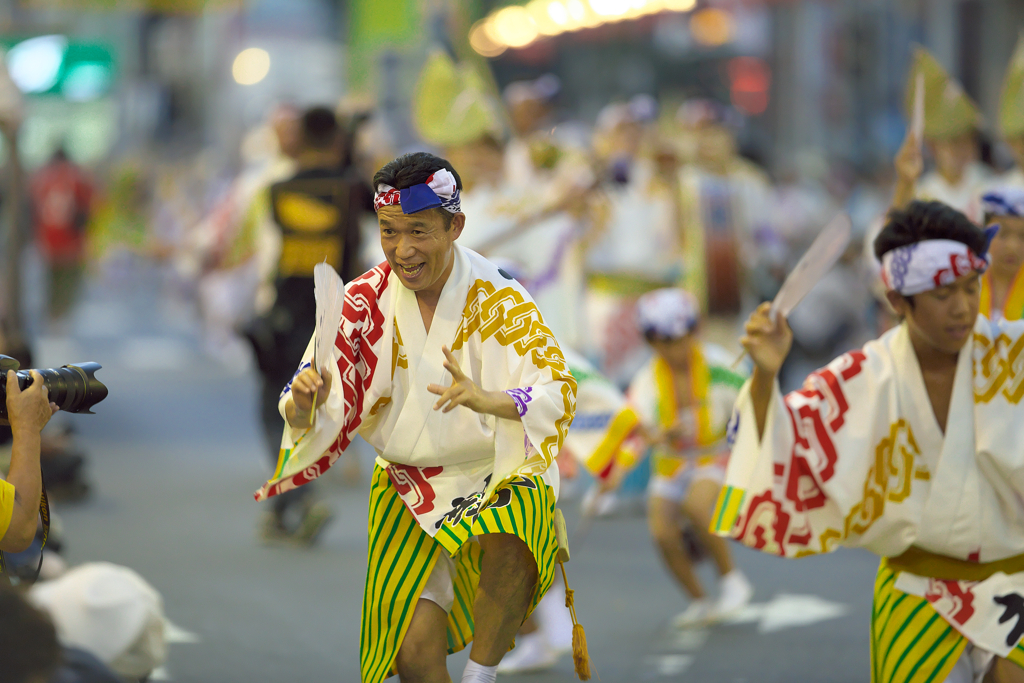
top-left (872, 559), bottom-right (1024, 682)
top-left (360, 466), bottom-right (558, 683)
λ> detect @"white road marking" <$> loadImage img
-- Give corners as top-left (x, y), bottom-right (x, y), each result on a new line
top-left (649, 654), bottom-right (694, 676)
top-left (669, 627), bottom-right (709, 651)
top-left (720, 593), bottom-right (848, 633)
top-left (164, 617), bottom-right (201, 643)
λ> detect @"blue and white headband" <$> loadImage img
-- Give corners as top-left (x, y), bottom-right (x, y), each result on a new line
top-left (373, 169), bottom-right (462, 215)
top-left (637, 288), bottom-right (700, 339)
top-left (982, 188), bottom-right (1024, 218)
top-left (881, 235), bottom-right (995, 296)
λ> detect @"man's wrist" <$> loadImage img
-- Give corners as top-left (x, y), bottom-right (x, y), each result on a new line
top-left (9, 422), bottom-right (42, 441)
top-left (751, 364), bottom-right (778, 392)
top-left (285, 398), bottom-right (310, 428)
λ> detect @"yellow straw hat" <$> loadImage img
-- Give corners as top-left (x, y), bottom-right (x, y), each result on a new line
top-left (906, 46), bottom-right (982, 140)
top-left (1000, 33), bottom-right (1024, 139)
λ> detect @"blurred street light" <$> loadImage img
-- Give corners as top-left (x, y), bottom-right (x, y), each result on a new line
top-left (469, 20), bottom-right (508, 58)
top-left (232, 47), bottom-right (270, 85)
top-left (590, 0), bottom-right (631, 18)
top-left (469, 0), bottom-right (700, 56)
top-left (690, 8), bottom-right (734, 47)
top-left (492, 6), bottom-right (540, 48)
top-left (527, 0), bottom-right (566, 35)
top-left (7, 35), bottom-right (67, 94)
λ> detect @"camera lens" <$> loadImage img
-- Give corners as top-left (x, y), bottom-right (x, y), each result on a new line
top-left (0, 357), bottom-right (107, 417)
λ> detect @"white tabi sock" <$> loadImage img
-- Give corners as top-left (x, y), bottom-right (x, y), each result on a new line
top-left (461, 659), bottom-right (498, 683)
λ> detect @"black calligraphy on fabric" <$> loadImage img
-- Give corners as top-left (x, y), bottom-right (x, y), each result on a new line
top-left (994, 593), bottom-right (1024, 647)
top-left (434, 476), bottom-right (539, 530)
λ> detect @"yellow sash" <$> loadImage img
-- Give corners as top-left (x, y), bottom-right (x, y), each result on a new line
top-left (651, 346), bottom-right (719, 478)
top-left (980, 268), bottom-right (1024, 321)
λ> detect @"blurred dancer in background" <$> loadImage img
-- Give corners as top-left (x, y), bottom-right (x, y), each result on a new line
top-left (249, 106), bottom-right (372, 544)
top-left (183, 105), bottom-right (299, 366)
top-left (999, 35), bottom-right (1024, 188)
top-left (30, 147), bottom-right (94, 330)
top-left (676, 100), bottom-right (773, 317)
top-left (979, 188), bottom-right (1024, 323)
top-left (625, 288), bottom-right (752, 628)
top-left (583, 96), bottom-right (684, 385)
top-left (893, 48), bottom-right (990, 223)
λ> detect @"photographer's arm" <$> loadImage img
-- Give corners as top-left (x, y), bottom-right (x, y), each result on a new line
top-left (1, 371), bottom-right (57, 553)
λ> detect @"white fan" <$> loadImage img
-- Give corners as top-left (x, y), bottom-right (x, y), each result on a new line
top-left (312, 262), bottom-right (346, 424)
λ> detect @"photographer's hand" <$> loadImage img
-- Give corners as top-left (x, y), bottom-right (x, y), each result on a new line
top-left (6, 370), bottom-right (58, 435)
top-left (285, 366), bottom-right (332, 430)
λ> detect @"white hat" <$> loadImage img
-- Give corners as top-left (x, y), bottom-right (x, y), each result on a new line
top-left (30, 562), bottom-right (167, 677)
top-left (637, 288), bottom-right (701, 339)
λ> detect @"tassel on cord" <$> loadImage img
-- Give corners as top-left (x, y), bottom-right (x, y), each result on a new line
top-left (559, 560), bottom-right (592, 680)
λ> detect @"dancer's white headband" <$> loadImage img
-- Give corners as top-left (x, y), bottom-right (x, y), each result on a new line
top-left (880, 237), bottom-right (992, 296)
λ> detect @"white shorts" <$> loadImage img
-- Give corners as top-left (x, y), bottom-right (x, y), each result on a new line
top-left (943, 644), bottom-right (994, 683)
top-left (419, 551), bottom-right (456, 613)
top-left (648, 460), bottom-right (726, 504)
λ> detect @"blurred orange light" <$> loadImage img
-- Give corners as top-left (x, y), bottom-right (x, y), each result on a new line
top-left (493, 6), bottom-right (540, 48)
top-left (547, 1), bottom-right (570, 25)
top-left (690, 8), bottom-right (734, 47)
top-left (470, 19), bottom-right (508, 57)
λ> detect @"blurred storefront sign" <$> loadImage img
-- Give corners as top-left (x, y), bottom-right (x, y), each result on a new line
top-left (0, 35), bottom-right (119, 165)
top-left (2, 36), bottom-right (116, 102)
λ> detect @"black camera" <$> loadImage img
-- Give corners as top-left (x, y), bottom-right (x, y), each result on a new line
top-left (0, 355), bottom-right (108, 418)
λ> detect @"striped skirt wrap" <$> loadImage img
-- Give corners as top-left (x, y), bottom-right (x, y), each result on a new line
top-left (360, 466), bottom-right (558, 683)
top-left (871, 560), bottom-right (1024, 682)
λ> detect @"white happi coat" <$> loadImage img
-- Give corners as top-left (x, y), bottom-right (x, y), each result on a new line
top-left (256, 245), bottom-right (577, 538)
top-left (715, 316), bottom-right (1024, 656)
top-left (916, 162), bottom-right (992, 224)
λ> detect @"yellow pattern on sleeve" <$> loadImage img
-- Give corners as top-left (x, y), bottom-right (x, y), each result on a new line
top-left (0, 478), bottom-right (15, 542)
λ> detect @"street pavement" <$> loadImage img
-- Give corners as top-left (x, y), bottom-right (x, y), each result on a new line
top-left (35, 269), bottom-right (880, 682)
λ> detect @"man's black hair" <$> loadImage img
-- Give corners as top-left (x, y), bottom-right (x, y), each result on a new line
top-left (373, 152), bottom-right (463, 229)
top-left (0, 582), bottom-right (60, 683)
top-left (874, 200), bottom-right (988, 261)
top-left (301, 106), bottom-right (339, 151)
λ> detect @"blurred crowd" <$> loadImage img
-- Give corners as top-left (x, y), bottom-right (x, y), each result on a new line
top-left (4, 32), bottom-right (1024, 680)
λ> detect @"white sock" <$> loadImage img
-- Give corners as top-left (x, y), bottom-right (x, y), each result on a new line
top-left (461, 659), bottom-right (498, 683)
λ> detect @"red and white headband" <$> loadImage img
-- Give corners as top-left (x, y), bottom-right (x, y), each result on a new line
top-left (881, 239), bottom-right (990, 296)
top-left (373, 169), bottom-right (461, 215)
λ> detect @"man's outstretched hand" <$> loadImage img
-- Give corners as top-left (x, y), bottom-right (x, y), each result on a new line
top-left (427, 346), bottom-right (520, 421)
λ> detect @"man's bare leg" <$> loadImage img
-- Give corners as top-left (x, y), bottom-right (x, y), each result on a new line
top-left (395, 598), bottom-right (451, 683)
top-left (469, 533), bottom-right (539, 666)
top-left (648, 495), bottom-right (706, 598)
top-left (988, 658), bottom-right (1024, 683)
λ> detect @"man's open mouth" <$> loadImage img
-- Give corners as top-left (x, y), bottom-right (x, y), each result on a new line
top-left (398, 263), bottom-right (425, 277)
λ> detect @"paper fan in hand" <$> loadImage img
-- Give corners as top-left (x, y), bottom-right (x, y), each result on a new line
top-left (314, 261), bottom-right (345, 385)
